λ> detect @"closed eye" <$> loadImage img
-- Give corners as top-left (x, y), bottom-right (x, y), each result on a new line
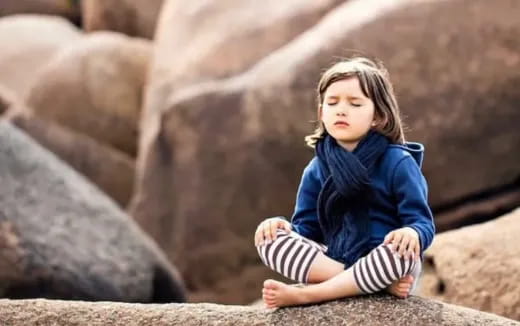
top-left (325, 99), bottom-right (362, 107)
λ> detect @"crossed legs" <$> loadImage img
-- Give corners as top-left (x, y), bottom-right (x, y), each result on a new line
top-left (256, 229), bottom-right (419, 308)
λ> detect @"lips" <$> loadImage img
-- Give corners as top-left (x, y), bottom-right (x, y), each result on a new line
top-left (334, 121), bottom-right (350, 126)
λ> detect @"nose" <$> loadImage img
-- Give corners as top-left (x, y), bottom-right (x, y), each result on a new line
top-left (335, 100), bottom-right (349, 115)
top-left (336, 107), bottom-right (348, 116)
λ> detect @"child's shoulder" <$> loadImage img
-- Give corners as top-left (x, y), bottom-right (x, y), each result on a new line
top-left (303, 156), bottom-right (319, 170)
top-left (382, 142), bottom-right (425, 169)
top-left (302, 156), bottom-right (324, 183)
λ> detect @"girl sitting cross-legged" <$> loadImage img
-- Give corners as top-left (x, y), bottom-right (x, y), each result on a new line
top-left (254, 56), bottom-right (435, 308)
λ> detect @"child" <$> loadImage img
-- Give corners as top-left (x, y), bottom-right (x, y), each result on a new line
top-left (254, 56), bottom-right (435, 309)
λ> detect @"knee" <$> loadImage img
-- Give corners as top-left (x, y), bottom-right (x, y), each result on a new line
top-left (377, 243), bottom-right (416, 277)
top-left (256, 231), bottom-right (293, 268)
top-left (256, 229), bottom-right (290, 247)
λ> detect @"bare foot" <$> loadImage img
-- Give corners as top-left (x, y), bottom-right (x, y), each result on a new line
top-left (384, 275), bottom-right (414, 299)
top-left (262, 279), bottom-right (310, 308)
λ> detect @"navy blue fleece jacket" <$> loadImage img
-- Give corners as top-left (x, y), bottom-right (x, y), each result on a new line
top-left (290, 142), bottom-right (435, 261)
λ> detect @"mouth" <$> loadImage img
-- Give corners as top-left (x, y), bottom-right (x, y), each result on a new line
top-left (334, 121), bottom-right (350, 126)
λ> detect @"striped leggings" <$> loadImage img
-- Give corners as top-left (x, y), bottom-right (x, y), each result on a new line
top-left (256, 229), bottom-right (421, 294)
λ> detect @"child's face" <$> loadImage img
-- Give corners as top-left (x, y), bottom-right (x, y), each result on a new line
top-left (319, 77), bottom-right (376, 151)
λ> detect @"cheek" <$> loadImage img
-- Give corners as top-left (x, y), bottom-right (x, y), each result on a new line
top-left (359, 107), bottom-right (376, 122)
top-left (350, 110), bottom-right (373, 122)
top-left (321, 110), bottom-right (334, 122)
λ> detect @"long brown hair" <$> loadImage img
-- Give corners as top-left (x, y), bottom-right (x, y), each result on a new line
top-left (305, 56), bottom-right (405, 148)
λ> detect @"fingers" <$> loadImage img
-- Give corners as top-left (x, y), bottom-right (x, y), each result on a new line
top-left (270, 220), bottom-right (278, 242)
top-left (397, 235), bottom-right (410, 258)
top-left (406, 240), bottom-right (415, 261)
top-left (401, 237), bottom-right (419, 261)
top-left (401, 236), bottom-right (420, 260)
top-left (274, 217), bottom-right (291, 234)
top-left (269, 219), bottom-right (292, 242)
top-left (385, 228), bottom-right (421, 261)
top-left (261, 220), bottom-right (273, 245)
top-left (383, 231), bottom-right (394, 245)
top-left (391, 232), bottom-right (403, 254)
top-left (402, 236), bottom-right (419, 261)
top-left (283, 221), bottom-right (292, 233)
top-left (254, 220), bottom-right (271, 246)
top-left (254, 218), bottom-right (292, 246)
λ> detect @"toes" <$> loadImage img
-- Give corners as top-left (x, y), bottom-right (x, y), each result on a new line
top-left (263, 279), bottom-right (280, 290)
top-left (392, 291), bottom-right (405, 299)
top-left (264, 297), bottom-right (276, 304)
top-left (263, 292), bottom-right (275, 299)
top-left (262, 288), bottom-right (275, 296)
top-left (264, 299), bottom-right (277, 309)
top-left (398, 287), bottom-right (409, 293)
top-left (262, 287), bottom-right (277, 295)
top-left (263, 295), bottom-right (276, 304)
top-left (396, 275), bottom-right (413, 284)
top-left (398, 282), bottom-right (411, 288)
top-left (397, 289), bottom-right (408, 297)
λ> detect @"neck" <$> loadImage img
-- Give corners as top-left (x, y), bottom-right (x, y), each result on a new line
top-left (337, 140), bottom-right (358, 152)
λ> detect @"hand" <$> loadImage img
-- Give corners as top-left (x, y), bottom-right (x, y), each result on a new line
top-left (254, 217), bottom-right (292, 246)
top-left (383, 227), bottom-right (420, 261)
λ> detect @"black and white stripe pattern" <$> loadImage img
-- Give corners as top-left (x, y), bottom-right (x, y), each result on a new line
top-left (353, 243), bottom-right (417, 294)
top-left (256, 229), bottom-right (327, 283)
top-left (257, 230), bottom-right (419, 292)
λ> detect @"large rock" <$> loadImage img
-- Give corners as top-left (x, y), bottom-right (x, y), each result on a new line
top-left (0, 15), bottom-right (81, 99)
top-left (148, 0), bottom-right (345, 97)
top-left (420, 207), bottom-right (520, 320)
top-left (5, 110), bottom-right (135, 207)
top-left (0, 0), bottom-right (81, 24)
top-left (433, 188), bottom-right (520, 231)
top-left (130, 0), bottom-right (520, 304)
top-left (0, 295), bottom-right (519, 325)
top-left (139, 0), bottom-right (345, 152)
top-left (0, 121), bottom-right (185, 302)
top-left (0, 85), bottom-right (18, 116)
top-left (82, 0), bottom-right (164, 39)
top-left (26, 32), bottom-right (151, 156)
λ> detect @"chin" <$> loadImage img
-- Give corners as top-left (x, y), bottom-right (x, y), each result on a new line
top-left (330, 133), bottom-right (360, 143)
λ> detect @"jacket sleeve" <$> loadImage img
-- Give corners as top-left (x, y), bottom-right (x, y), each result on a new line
top-left (290, 158), bottom-right (324, 243)
top-left (391, 156), bottom-right (436, 254)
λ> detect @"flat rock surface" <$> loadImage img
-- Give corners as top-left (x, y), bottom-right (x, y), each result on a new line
top-left (1, 294), bottom-right (519, 326)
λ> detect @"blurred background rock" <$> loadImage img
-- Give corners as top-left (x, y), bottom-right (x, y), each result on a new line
top-left (0, 0), bottom-right (518, 321)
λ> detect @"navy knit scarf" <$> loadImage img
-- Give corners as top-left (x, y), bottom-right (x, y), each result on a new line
top-left (316, 130), bottom-right (389, 268)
